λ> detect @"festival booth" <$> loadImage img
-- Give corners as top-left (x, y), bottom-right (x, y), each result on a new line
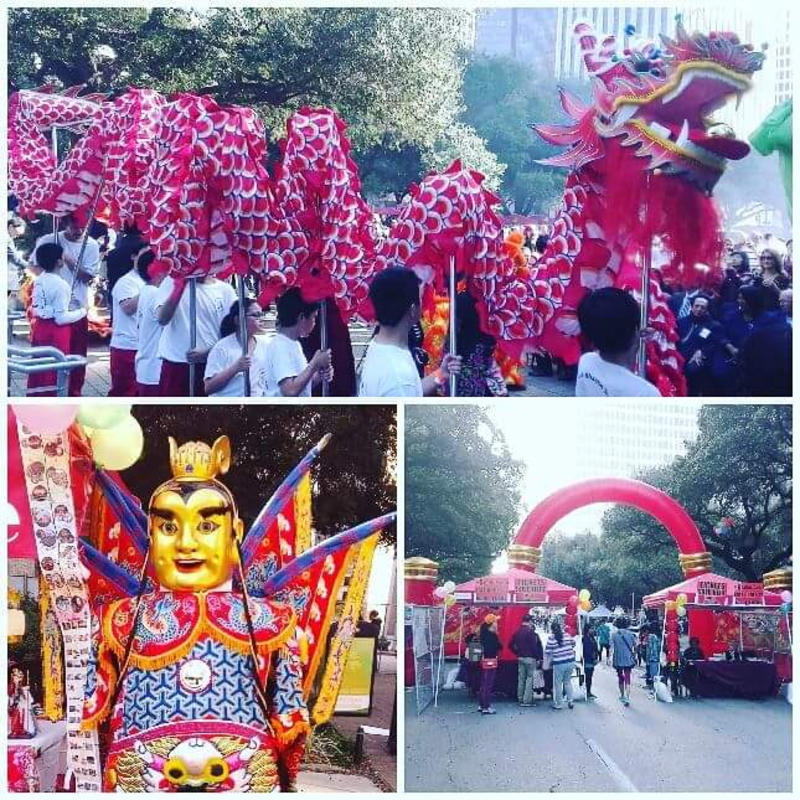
top-left (643, 573), bottom-right (790, 699)
top-left (446, 567), bottom-right (577, 700)
top-left (7, 405), bottom-right (395, 792)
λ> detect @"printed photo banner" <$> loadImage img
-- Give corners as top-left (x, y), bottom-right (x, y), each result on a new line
top-left (17, 425), bottom-right (102, 791)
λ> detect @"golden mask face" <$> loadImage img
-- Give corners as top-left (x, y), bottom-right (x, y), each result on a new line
top-left (149, 486), bottom-right (243, 591)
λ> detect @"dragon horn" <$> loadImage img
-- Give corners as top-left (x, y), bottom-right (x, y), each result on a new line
top-left (260, 512), bottom-right (397, 596)
top-left (240, 434), bottom-right (333, 566)
top-left (574, 21), bottom-right (608, 74)
top-left (79, 538), bottom-right (142, 596)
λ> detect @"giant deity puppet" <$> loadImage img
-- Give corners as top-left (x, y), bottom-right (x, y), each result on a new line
top-left (12, 413), bottom-right (394, 792)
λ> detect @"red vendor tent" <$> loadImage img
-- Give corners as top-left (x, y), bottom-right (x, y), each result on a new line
top-left (443, 569), bottom-right (577, 658)
top-left (642, 572), bottom-right (782, 608)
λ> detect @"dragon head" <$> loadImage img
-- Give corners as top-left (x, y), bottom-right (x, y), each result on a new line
top-left (536, 16), bottom-right (765, 192)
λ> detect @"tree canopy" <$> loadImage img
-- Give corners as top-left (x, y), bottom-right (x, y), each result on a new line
top-left (123, 405), bottom-right (396, 544)
top-left (540, 405), bottom-right (792, 607)
top-left (8, 7), bottom-right (504, 197)
top-left (405, 405), bottom-right (524, 584)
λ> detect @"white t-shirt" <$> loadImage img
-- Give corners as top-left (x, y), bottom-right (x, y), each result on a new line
top-left (33, 232), bottom-right (101, 310)
top-left (262, 333), bottom-right (312, 397)
top-left (204, 333), bottom-right (270, 396)
top-left (110, 270), bottom-right (145, 350)
top-left (155, 277), bottom-right (236, 364)
top-left (30, 272), bottom-right (86, 325)
top-left (575, 352), bottom-right (661, 397)
top-left (359, 341), bottom-right (423, 397)
top-left (135, 284), bottom-right (163, 386)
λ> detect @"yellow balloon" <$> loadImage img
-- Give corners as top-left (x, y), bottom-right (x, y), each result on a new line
top-left (444, 595), bottom-right (457, 607)
top-left (77, 403), bottom-right (132, 430)
top-left (676, 593), bottom-right (688, 606)
top-left (676, 605), bottom-right (687, 617)
top-left (90, 416), bottom-right (144, 470)
top-left (579, 599), bottom-right (591, 611)
top-left (579, 589), bottom-right (591, 601)
top-left (665, 600), bottom-right (677, 613)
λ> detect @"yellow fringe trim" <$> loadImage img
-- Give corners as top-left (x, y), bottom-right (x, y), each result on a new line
top-left (302, 547), bottom-right (357, 696)
top-left (275, 719), bottom-right (311, 745)
top-left (103, 596), bottom-right (296, 671)
top-left (80, 644), bottom-right (118, 731)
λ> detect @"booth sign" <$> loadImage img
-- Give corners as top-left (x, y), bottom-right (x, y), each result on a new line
top-left (514, 577), bottom-right (548, 603)
top-left (695, 579), bottom-right (727, 604)
top-left (475, 576), bottom-right (510, 603)
top-left (734, 582), bottom-right (764, 605)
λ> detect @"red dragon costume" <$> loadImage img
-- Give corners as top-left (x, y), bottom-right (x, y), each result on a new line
top-left (8, 16), bottom-right (763, 394)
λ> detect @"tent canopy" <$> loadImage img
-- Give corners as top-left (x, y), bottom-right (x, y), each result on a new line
top-left (587, 603), bottom-right (613, 618)
top-left (455, 568), bottom-right (576, 606)
top-left (642, 572), bottom-right (782, 608)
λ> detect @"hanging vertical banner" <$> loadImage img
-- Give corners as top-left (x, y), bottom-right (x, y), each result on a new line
top-left (16, 424), bottom-right (102, 791)
top-left (333, 636), bottom-right (378, 715)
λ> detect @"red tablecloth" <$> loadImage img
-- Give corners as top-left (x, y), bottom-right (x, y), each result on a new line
top-left (682, 660), bottom-right (780, 699)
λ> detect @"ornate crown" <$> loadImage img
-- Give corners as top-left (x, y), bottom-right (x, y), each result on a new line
top-left (168, 435), bottom-right (232, 481)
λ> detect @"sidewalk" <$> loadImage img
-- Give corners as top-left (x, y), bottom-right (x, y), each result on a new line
top-left (332, 651), bottom-right (397, 792)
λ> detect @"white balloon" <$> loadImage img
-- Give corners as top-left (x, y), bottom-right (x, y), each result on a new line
top-left (443, 580), bottom-right (456, 594)
top-left (433, 586), bottom-right (447, 598)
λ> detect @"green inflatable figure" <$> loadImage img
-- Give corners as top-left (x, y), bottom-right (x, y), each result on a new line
top-left (750, 99), bottom-right (793, 213)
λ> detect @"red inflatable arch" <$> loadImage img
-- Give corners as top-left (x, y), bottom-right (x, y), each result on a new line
top-left (510, 478), bottom-right (711, 578)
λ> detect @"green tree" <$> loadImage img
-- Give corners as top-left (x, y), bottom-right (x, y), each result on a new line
top-left (9, 8), bottom-right (499, 200)
top-left (460, 54), bottom-right (586, 214)
top-left (405, 405), bottom-right (524, 584)
top-left (123, 406), bottom-right (396, 544)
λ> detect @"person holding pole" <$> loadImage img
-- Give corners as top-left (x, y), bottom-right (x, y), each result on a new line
top-left (31, 212), bottom-right (101, 396)
top-left (154, 274), bottom-right (235, 396)
top-left (262, 288), bottom-right (332, 397)
top-left (107, 249), bottom-right (146, 396)
top-left (359, 267), bottom-right (461, 397)
top-left (204, 299), bottom-right (269, 396)
top-left (134, 250), bottom-right (165, 396)
top-left (27, 242), bottom-right (87, 395)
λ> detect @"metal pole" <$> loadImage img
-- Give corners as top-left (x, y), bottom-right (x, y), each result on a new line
top-left (319, 300), bottom-right (329, 398)
top-left (188, 279), bottom-right (197, 397)
top-left (449, 255), bottom-right (457, 397)
top-left (51, 128), bottom-right (59, 238)
top-left (638, 172), bottom-right (653, 378)
top-left (237, 274), bottom-right (251, 397)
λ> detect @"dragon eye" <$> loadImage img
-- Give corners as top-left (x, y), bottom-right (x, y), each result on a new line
top-left (203, 758), bottom-right (230, 783)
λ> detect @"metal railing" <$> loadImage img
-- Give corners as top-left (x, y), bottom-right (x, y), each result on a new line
top-left (8, 345), bottom-right (88, 397)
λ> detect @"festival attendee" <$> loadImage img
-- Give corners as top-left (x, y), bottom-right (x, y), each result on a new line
top-left (645, 623), bottom-right (662, 691)
top-left (611, 617), bottom-right (637, 706)
top-left (359, 267), bottom-right (461, 396)
top-left (105, 223), bottom-right (145, 320)
top-left (683, 636), bottom-right (705, 661)
top-left (28, 242), bottom-right (87, 395)
top-left (134, 250), bottom-right (164, 396)
top-left (155, 275), bottom-right (236, 396)
top-left (545, 621), bottom-right (576, 710)
top-left (455, 286), bottom-right (507, 397)
top-left (780, 289), bottom-right (792, 326)
top-left (300, 297), bottom-right (357, 396)
top-left (7, 216), bottom-right (27, 311)
top-left (681, 636), bottom-right (706, 698)
top-left (478, 614), bottom-right (502, 715)
top-left (738, 284), bottom-right (792, 396)
top-left (263, 288), bottom-right (332, 397)
top-left (582, 624), bottom-right (599, 700)
top-left (759, 248), bottom-right (790, 291)
top-left (576, 287), bottom-right (660, 397)
top-left (367, 610), bottom-right (383, 639)
top-left (204, 299), bottom-right (269, 397)
top-left (677, 295), bottom-right (737, 396)
top-left (108, 250), bottom-right (146, 396)
top-left (510, 614), bottom-right (543, 707)
top-left (637, 625), bottom-right (648, 667)
top-left (32, 212), bottom-right (101, 396)
top-left (597, 620), bottom-right (611, 664)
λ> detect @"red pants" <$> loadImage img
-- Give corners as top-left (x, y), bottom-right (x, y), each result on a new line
top-left (67, 317), bottom-right (89, 397)
top-left (136, 382), bottom-right (161, 396)
top-left (27, 318), bottom-right (71, 396)
top-left (109, 347), bottom-right (138, 396)
top-left (158, 359), bottom-right (207, 397)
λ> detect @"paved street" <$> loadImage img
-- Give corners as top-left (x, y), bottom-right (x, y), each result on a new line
top-left (405, 661), bottom-right (791, 793)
